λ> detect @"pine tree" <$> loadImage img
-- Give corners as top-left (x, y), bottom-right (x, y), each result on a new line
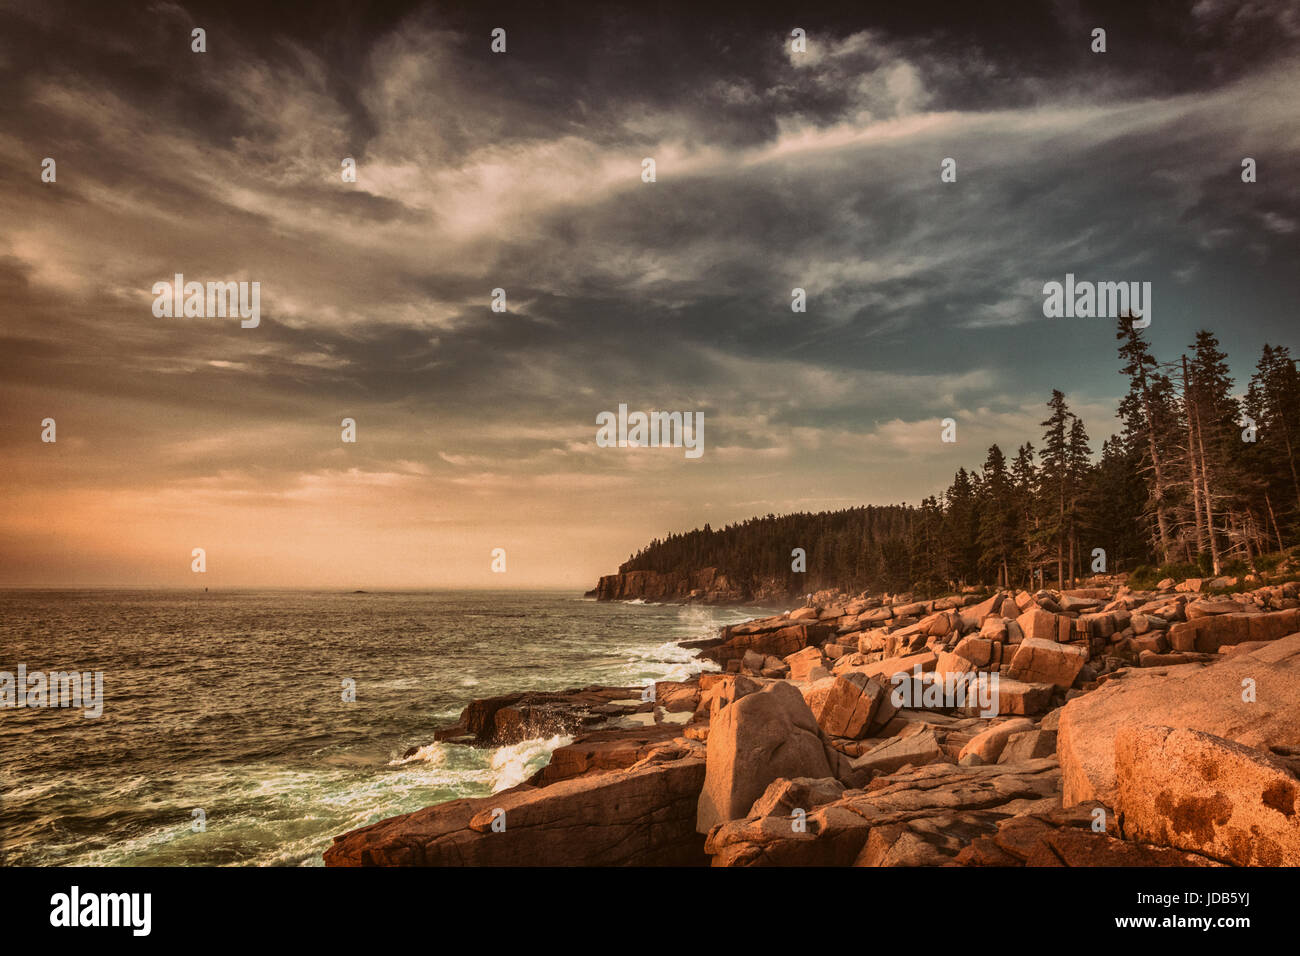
top-left (1066, 414), bottom-right (1092, 586)
top-left (1010, 443), bottom-right (1038, 587)
top-left (1246, 344), bottom-right (1300, 541)
top-left (1040, 390), bottom-right (1071, 587)
top-left (1086, 436), bottom-right (1148, 573)
top-left (943, 468), bottom-right (980, 585)
top-left (1117, 317), bottom-right (1177, 562)
top-left (1186, 330), bottom-right (1240, 573)
top-left (977, 444), bottom-right (1015, 587)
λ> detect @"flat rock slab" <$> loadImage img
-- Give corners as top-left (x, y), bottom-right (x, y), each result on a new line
top-left (325, 754), bottom-right (707, 866)
top-left (1168, 609), bottom-right (1300, 652)
top-left (987, 678), bottom-right (1056, 716)
top-left (848, 727), bottom-right (945, 778)
top-left (704, 758), bottom-right (1062, 866)
top-left (527, 723), bottom-right (687, 786)
top-left (701, 623), bottom-right (827, 665)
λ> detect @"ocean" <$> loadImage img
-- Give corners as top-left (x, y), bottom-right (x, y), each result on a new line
top-left (0, 589), bottom-right (781, 867)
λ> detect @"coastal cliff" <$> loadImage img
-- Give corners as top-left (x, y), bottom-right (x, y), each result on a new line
top-left (328, 571), bottom-right (1300, 867)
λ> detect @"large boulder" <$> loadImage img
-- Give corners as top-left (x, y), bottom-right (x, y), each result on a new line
top-left (746, 776), bottom-right (846, 819)
top-left (934, 651), bottom-right (976, 676)
top-left (847, 726), bottom-right (945, 777)
top-left (954, 635), bottom-right (996, 666)
top-left (960, 593), bottom-right (1001, 630)
top-left (958, 718), bottom-right (1035, 764)
top-left (1058, 634), bottom-right (1300, 807)
top-left (997, 729), bottom-right (1058, 764)
top-left (701, 674), bottom-right (760, 718)
top-left (784, 646), bottom-right (825, 682)
top-left (1076, 612), bottom-right (1117, 640)
top-left (802, 672), bottom-right (887, 739)
top-left (989, 678), bottom-right (1056, 716)
top-left (919, 610), bottom-right (957, 637)
top-left (1114, 725), bottom-right (1300, 866)
top-left (1007, 638), bottom-right (1087, 689)
top-left (697, 681), bottom-right (832, 833)
top-left (1016, 608), bottom-right (1059, 643)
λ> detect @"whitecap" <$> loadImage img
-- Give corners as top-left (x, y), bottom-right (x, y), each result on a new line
top-left (388, 742), bottom-right (449, 767)
top-left (489, 734), bottom-right (572, 793)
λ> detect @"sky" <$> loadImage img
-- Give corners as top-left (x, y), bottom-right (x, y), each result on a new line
top-left (1, 0), bottom-right (1298, 589)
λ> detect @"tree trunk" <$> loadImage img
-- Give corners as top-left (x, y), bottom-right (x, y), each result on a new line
top-left (1057, 483), bottom-right (1065, 588)
top-left (1284, 429), bottom-right (1300, 513)
top-left (1182, 358), bottom-right (1207, 557)
top-left (1139, 372), bottom-right (1173, 563)
top-left (1266, 491), bottom-right (1286, 552)
top-left (1192, 402), bottom-right (1222, 575)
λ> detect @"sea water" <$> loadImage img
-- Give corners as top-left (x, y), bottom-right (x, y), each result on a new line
top-left (0, 589), bottom-right (780, 866)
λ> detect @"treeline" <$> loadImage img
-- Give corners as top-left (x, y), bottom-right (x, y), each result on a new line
top-left (621, 507), bottom-right (921, 594)
top-left (620, 318), bottom-right (1300, 595)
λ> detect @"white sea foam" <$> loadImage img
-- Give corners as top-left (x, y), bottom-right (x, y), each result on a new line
top-left (617, 639), bottom-right (718, 683)
top-left (388, 742), bottom-right (449, 767)
top-left (489, 734), bottom-right (573, 793)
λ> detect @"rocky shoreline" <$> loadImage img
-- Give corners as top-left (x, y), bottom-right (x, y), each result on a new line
top-left (325, 575), bottom-right (1300, 867)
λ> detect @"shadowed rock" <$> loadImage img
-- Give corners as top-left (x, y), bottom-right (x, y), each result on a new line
top-left (434, 685), bottom-right (645, 745)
